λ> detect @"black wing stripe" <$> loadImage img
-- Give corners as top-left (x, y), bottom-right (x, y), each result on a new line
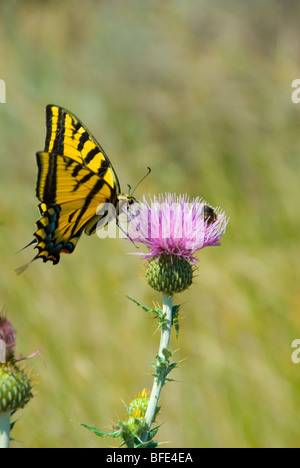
top-left (84, 147), bottom-right (101, 165)
top-left (71, 164), bottom-right (83, 178)
top-left (45, 106), bottom-right (66, 155)
top-left (36, 152), bottom-right (43, 198)
top-left (98, 159), bottom-right (109, 177)
top-left (43, 154), bottom-right (57, 204)
top-left (54, 108), bottom-right (66, 155)
top-left (70, 178), bottom-right (106, 236)
top-left (44, 106), bottom-right (53, 152)
top-left (77, 131), bottom-right (90, 152)
top-left (72, 171), bottom-right (96, 192)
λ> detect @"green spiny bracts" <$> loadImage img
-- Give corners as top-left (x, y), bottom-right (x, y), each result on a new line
top-left (120, 389), bottom-right (159, 447)
top-left (127, 388), bottom-right (149, 417)
top-left (146, 254), bottom-right (193, 296)
top-left (126, 389), bottom-right (149, 435)
top-left (0, 361), bottom-right (33, 412)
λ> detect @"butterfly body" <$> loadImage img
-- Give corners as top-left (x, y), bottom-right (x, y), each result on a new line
top-left (26, 105), bottom-right (134, 267)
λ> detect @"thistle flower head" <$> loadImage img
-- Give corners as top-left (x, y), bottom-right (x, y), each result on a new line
top-left (127, 193), bottom-right (228, 264)
top-left (126, 194), bottom-right (228, 295)
top-left (0, 316), bottom-right (16, 361)
top-left (0, 316), bottom-right (34, 414)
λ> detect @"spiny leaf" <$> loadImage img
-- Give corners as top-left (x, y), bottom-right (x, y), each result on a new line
top-left (81, 423), bottom-right (121, 439)
top-left (126, 296), bottom-right (162, 318)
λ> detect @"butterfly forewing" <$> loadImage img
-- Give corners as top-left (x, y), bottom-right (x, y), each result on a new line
top-left (44, 105), bottom-right (120, 191)
top-left (36, 153), bottom-right (116, 206)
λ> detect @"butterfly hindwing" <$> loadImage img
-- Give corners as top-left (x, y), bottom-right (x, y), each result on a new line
top-left (33, 152), bottom-right (118, 264)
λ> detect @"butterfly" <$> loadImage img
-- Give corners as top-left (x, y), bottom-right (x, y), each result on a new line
top-left (19, 104), bottom-right (135, 271)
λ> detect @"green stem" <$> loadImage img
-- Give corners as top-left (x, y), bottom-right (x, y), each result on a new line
top-left (141, 294), bottom-right (173, 443)
top-left (0, 411), bottom-right (11, 448)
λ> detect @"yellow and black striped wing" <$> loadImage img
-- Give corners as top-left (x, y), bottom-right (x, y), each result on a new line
top-left (33, 152), bottom-right (118, 264)
top-left (44, 104), bottom-right (121, 192)
top-left (17, 104), bottom-right (134, 272)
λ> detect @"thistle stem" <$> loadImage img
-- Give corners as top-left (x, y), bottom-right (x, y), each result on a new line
top-left (0, 411), bottom-right (11, 448)
top-left (141, 294), bottom-right (173, 443)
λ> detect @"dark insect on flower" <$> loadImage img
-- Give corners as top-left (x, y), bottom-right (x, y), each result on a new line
top-left (203, 205), bottom-right (217, 225)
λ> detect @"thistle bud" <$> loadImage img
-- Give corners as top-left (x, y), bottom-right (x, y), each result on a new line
top-left (0, 362), bottom-right (33, 412)
top-left (146, 254), bottom-right (193, 296)
top-left (127, 388), bottom-right (150, 419)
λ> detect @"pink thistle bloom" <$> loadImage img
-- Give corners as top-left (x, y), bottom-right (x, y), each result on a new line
top-left (126, 193), bottom-right (228, 264)
top-left (0, 316), bottom-right (16, 360)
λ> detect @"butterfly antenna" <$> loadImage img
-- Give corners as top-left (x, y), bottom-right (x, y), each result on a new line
top-left (131, 167), bottom-right (151, 196)
top-left (127, 184), bottom-right (132, 196)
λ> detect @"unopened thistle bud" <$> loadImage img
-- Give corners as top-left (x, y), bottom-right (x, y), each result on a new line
top-left (125, 389), bottom-right (148, 432)
top-left (0, 362), bottom-right (33, 412)
top-left (127, 388), bottom-right (150, 418)
top-left (146, 254), bottom-right (193, 295)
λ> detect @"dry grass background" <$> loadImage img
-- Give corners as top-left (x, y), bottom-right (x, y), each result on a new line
top-left (0, 0), bottom-right (300, 447)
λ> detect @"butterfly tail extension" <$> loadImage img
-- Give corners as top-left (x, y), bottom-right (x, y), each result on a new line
top-left (15, 240), bottom-right (38, 275)
top-left (15, 232), bottom-right (61, 275)
top-left (15, 246), bottom-right (60, 275)
top-left (16, 239), bottom-right (37, 253)
top-left (15, 260), bottom-right (34, 275)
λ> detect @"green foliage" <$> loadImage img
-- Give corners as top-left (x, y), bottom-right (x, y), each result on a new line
top-left (172, 305), bottom-right (180, 337)
top-left (151, 350), bottom-right (177, 385)
top-left (81, 409), bottom-right (160, 448)
top-left (127, 294), bottom-right (179, 334)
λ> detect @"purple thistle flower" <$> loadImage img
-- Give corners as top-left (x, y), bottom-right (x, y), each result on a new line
top-left (0, 316), bottom-right (16, 361)
top-left (126, 193), bottom-right (228, 264)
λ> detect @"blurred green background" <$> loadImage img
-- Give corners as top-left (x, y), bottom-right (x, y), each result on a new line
top-left (0, 0), bottom-right (300, 448)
